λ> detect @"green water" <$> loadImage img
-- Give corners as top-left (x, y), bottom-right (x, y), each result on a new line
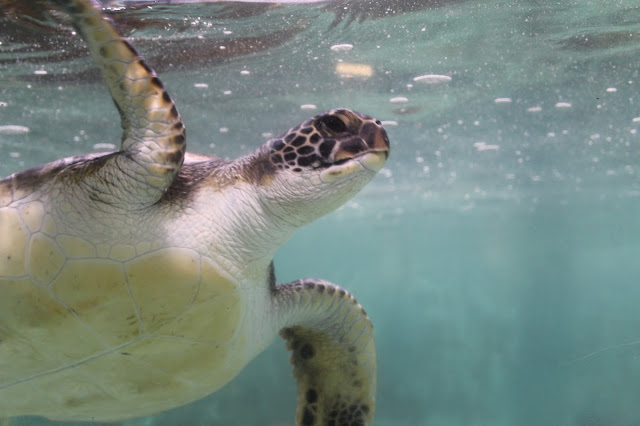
top-left (2, 0), bottom-right (640, 424)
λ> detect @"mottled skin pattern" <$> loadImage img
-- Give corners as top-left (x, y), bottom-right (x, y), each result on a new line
top-left (0, 0), bottom-right (389, 425)
top-left (268, 111), bottom-right (387, 173)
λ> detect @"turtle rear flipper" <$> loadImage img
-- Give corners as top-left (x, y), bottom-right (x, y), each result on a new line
top-left (276, 279), bottom-right (376, 426)
top-left (54, 0), bottom-right (185, 204)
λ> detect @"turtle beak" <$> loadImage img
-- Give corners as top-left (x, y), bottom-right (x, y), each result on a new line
top-left (358, 150), bottom-right (387, 172)
top-left (332, 121), bottom-right (390, 172)
top-left (370, 124), bottom-right (390, 154)
top-left (361, 124), bottom-right (390, 172)
top-left (319, 121), bottom-right (390, 182)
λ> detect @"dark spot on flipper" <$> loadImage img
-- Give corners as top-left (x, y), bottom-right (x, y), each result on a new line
top-left (149, 77), bottom-right (163, 90)
top-left (300, 343), bottom-right (315, 360)
top-left (162, 91), bottom-right (172, 103)
top-left (302, 407), bottom-right (316, 426)
top-left (323, 395), bottom-right (368, 426)
top-left (173, 134), bottom-right (185, 145)
top-left (170, 105), bottom-right (179, 118)
top-left (164, 150), bottom-right (183, 165)
top-left (306, 389), bottom-right (318, 404)
top-left (123, 40), bottom-right (138, 56)
top-left (173, 121), bottom-right (184, 130)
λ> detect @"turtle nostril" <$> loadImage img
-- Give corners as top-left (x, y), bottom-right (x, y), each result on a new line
top-left (319, 115), bottom-right (347, 133)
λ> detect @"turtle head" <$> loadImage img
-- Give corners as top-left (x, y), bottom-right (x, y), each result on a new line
top-left (255, 108), bottom-right (390, 225)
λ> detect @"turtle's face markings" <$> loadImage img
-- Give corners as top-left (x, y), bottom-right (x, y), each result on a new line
top-left (256, 108), bottom-right (390, 226)
top-left (267, 109), bottom-right (390, 182)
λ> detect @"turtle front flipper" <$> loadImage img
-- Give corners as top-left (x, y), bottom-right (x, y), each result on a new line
top-left (54, 0), bottom-right (185, 201)
top-left (275, 279), bottom-right (376, 426)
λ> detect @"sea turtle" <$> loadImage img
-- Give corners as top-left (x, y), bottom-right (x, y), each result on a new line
top-left (0, 0), bottom-right (389, 425)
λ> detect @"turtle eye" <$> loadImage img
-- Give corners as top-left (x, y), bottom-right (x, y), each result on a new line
top-left (319, 115), bottom-right (347, 133)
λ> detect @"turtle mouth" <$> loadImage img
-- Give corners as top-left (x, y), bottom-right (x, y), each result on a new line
top-left (311, 157), bottom-right (350, 171)
top-left (316, 150), bottom-right (388, 169)
top-left (318, 150), bottom-right (388, 183)
top-left (357, 150), bottom-right (389, 172)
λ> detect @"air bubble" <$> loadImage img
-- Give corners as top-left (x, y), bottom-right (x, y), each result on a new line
top-left (330, 43), bottom-right (354, 52)
top-left (412, 74), bottom-right (451, 84)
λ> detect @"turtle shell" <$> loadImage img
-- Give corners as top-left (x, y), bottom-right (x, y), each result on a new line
top-left (0, 188), bottom-right (255, 421)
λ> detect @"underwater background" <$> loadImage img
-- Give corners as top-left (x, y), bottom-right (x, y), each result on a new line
top-left (2, 0), bottom-right (640, 424)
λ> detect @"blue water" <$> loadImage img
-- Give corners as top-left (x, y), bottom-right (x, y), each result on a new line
top-left (2, 0), bottom-right (640, 424)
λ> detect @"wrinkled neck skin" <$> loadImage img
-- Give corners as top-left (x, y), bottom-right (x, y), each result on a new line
top-left (183, 150), bottom-right (303, 282)
top-left (188, 187), bottom-right (293, 283)
top-left (188, 145), bottom-right (373, 282)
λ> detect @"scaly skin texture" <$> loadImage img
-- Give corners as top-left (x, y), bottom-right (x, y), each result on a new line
top-left (0, 0), bottom-right (389, 424)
